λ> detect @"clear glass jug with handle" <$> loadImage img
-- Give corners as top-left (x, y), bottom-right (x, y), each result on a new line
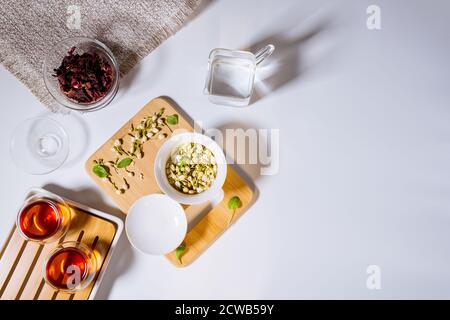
top-left (204, 44), bottom-right (275, 107)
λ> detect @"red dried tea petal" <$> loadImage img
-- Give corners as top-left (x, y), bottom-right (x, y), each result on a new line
top-left (53, 46), bottom-right (114, 105)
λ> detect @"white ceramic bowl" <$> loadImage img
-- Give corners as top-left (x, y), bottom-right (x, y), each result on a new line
top-left (154, 132), bottom-right (227, 205)
top-left (126, 194), bottom-right (187, 255)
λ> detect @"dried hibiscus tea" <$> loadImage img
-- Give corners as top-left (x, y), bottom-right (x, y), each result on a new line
top-left (53, 46), bottom-right (114, 104)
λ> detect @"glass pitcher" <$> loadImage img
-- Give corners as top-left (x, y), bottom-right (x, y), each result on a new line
top-left (204, 44), bottom-right (275, 107)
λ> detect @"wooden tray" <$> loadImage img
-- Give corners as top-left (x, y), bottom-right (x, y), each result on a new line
top-left (0, 188), bottom-right (123, 300)
top-left (86, 97), bottom-right (254, 267)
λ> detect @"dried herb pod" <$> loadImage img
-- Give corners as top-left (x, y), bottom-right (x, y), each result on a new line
top-left (166, 143), bottom-right (218, 195)
top-left (93, 108), bottom-right (178, 195)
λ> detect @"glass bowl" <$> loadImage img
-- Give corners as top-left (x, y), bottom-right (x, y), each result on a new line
top-left (10, 117), bottom-right (70, 175)
top-left (43, 37), bottom-right (119, 112)
top-left (44, 241), bottom-right (97, 292)
top-left (16, 189), bottom-right (71, 243)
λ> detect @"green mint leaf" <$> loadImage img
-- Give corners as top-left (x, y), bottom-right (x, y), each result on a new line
top-left (228, 196), bottom-right (243, 224)
top-left (117, 157), bottom-right (133, 169)
top-left (176, 242), bottom-right (186, 264)
top-left (167, 114), bottom-right (178, 125)
top-left (228, 196), bottom-right (242, 211)
top-left (93, 164), bottom-right (109, 178)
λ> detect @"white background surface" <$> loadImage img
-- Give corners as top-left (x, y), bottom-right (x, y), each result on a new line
top-left (1, 0), bottom-right (450, 299)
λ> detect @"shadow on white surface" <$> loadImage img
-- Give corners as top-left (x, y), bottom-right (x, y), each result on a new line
top-left (94, 231), bottom-right (134, 299)
top-left (216, 121), bottom-right (269, 185)
top-left (245, 14), bottom-right (335, 104)
top-left (43, 183), bottom-right (123, 218)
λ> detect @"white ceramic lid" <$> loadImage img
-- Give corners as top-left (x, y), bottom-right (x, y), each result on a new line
top-left (126, 194), bottom-right (187, 255)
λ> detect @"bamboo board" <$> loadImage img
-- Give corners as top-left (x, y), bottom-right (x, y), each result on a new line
top-left (0, 190), bottom-right (118, 300)
top-left (86, 97), bottom-right (254, 266)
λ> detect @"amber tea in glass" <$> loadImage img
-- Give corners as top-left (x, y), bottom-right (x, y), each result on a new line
top-left (19, 200), bottom-right (60, 240)
top-left (44, 241), bottom-right (97, 292)
top-left (16, 190), bottom-right (70, 243)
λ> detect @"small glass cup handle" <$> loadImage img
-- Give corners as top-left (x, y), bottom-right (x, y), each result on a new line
top-left (254, 44), bottom-right (275, 65)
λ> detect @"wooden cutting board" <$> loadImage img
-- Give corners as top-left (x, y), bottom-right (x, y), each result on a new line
top-left (85, 97), bottom-right (254, 266)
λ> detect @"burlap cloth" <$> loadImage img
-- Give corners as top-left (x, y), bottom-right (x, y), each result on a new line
top-left (0, 0), bottom-right (201, 111)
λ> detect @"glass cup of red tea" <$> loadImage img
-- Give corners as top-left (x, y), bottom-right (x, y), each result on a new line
top-left (44, 241), bottom-right (97, 292)
top-left (16, 191), bottom-right (71, 243)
